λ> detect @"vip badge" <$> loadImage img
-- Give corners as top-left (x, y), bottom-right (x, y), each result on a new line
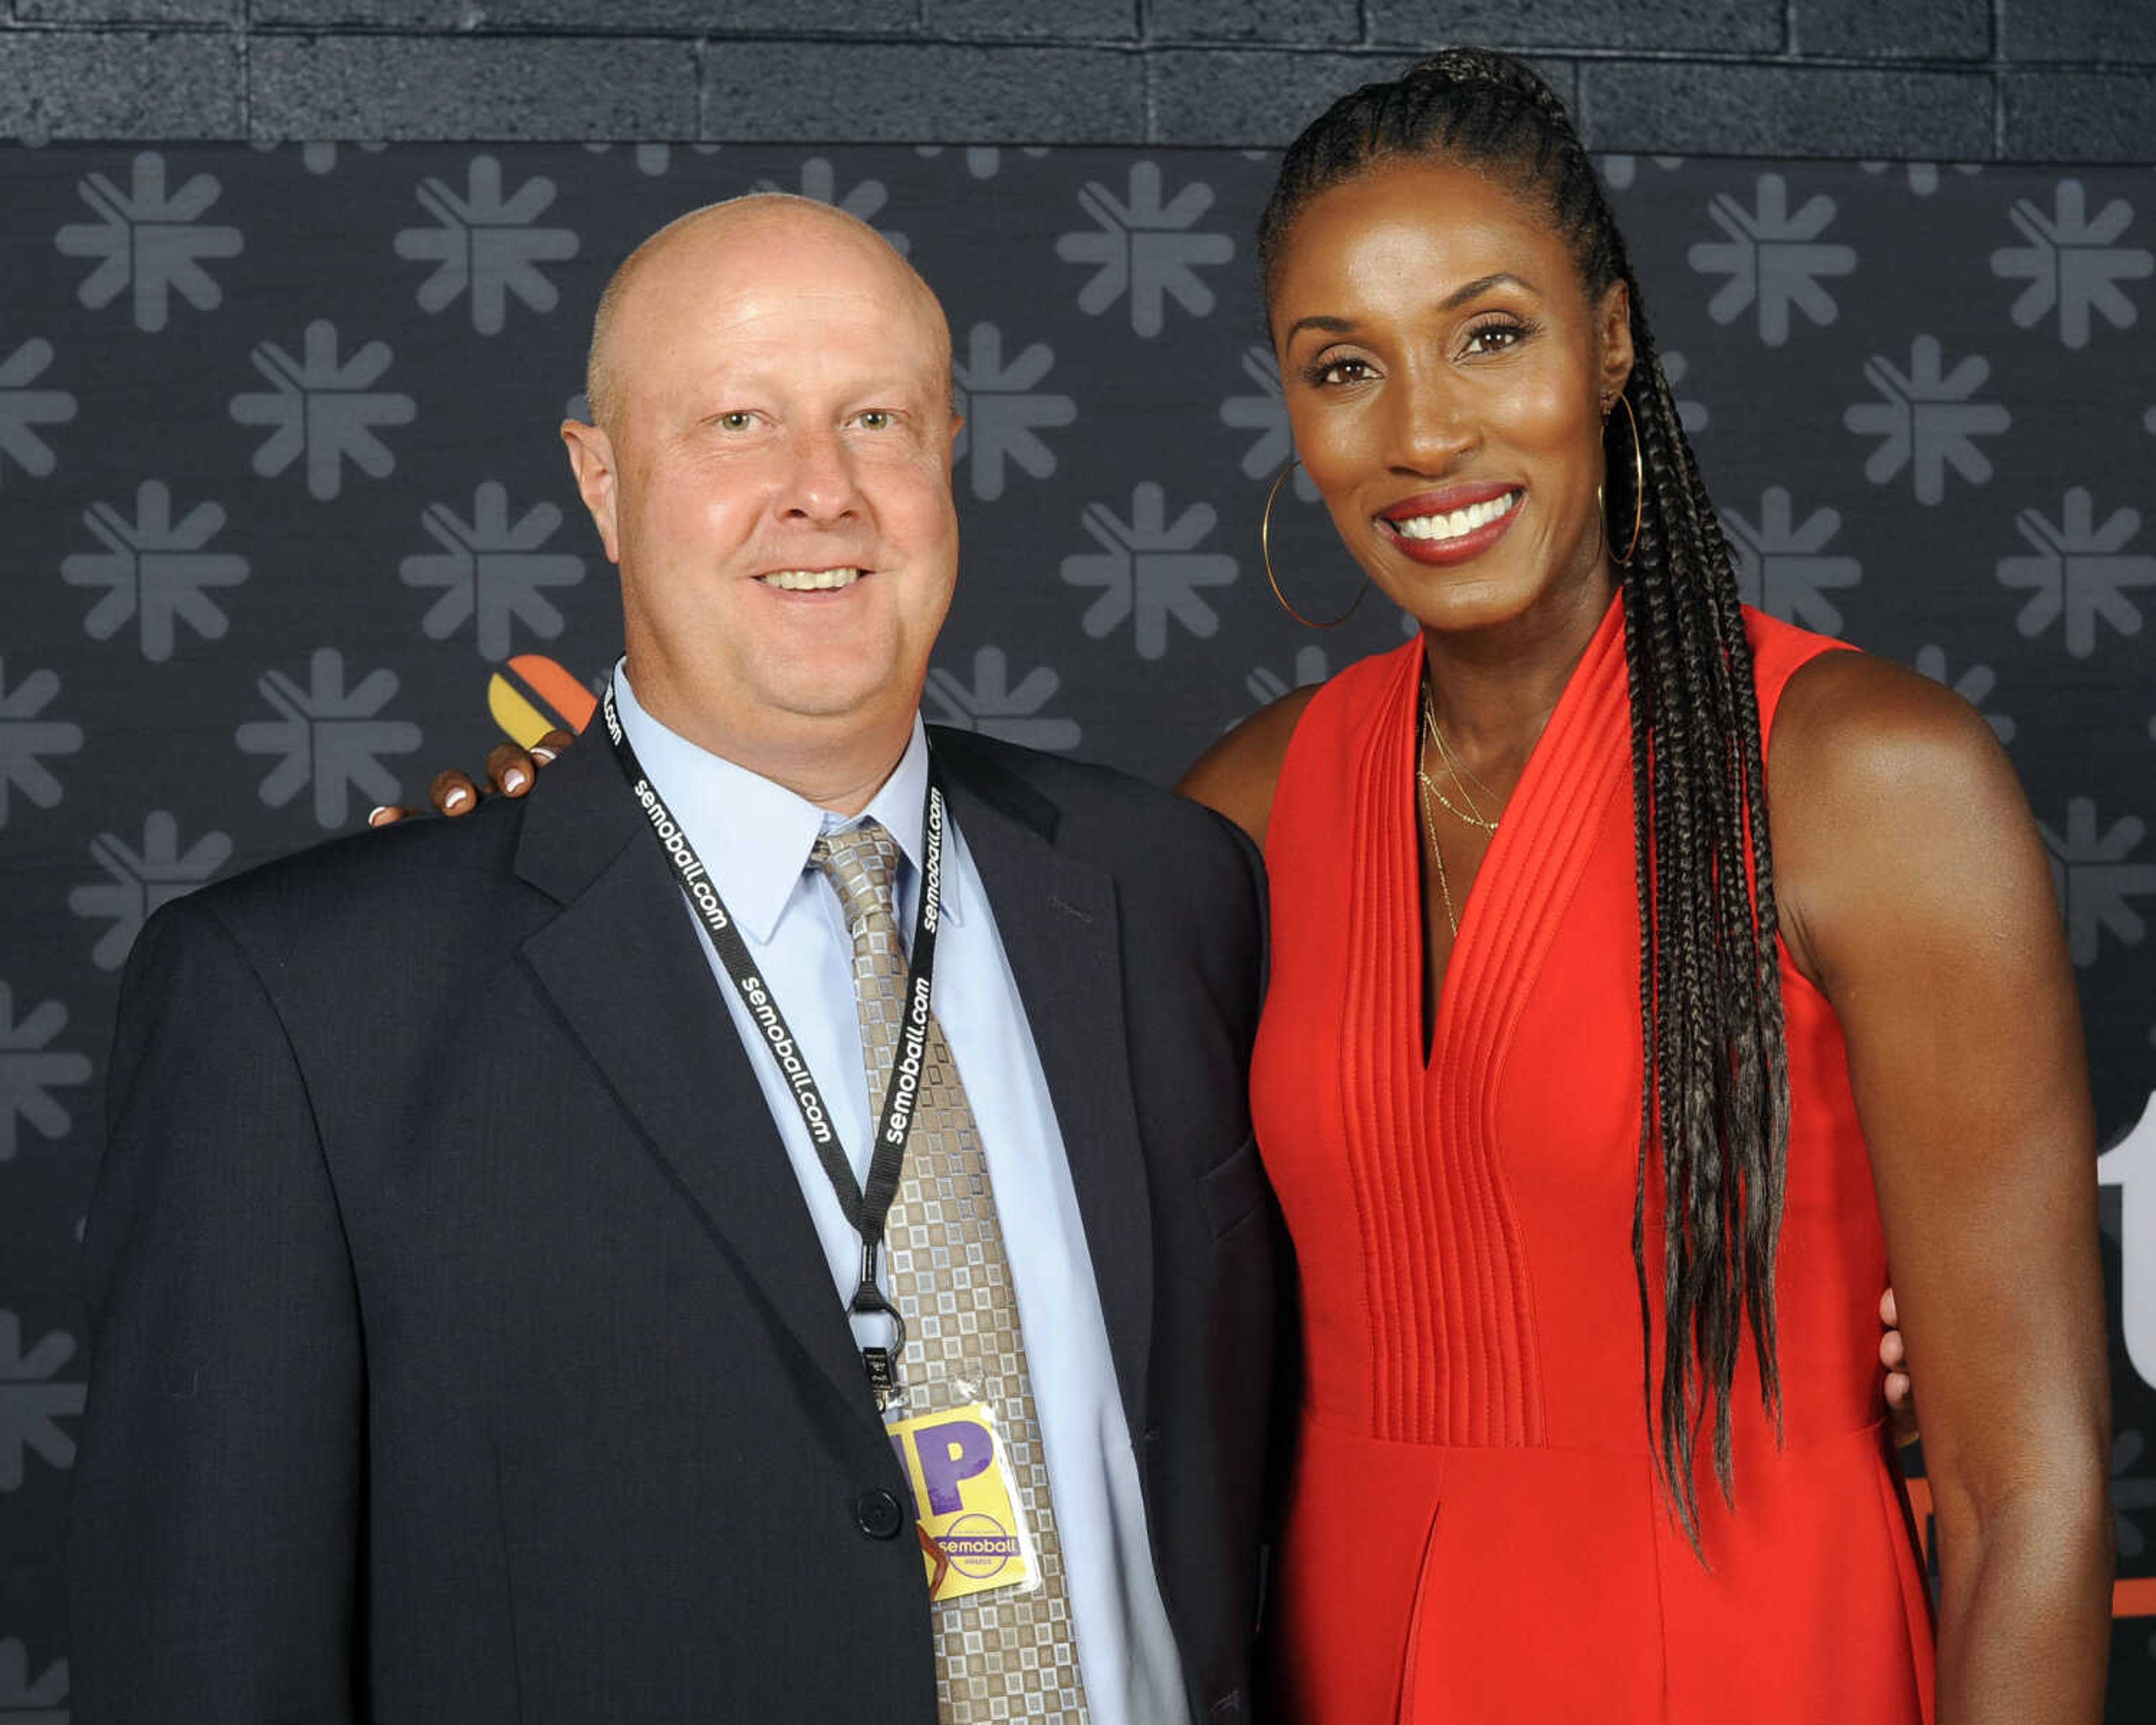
top-left (886, 1401), bottom-right (1040, 1603)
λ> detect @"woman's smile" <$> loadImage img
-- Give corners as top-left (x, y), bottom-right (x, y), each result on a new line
top-left (1378, 484), bottom-right (1525, 564)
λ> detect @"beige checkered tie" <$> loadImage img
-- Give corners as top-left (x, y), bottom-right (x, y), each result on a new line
top-left (811, 820), bottom-right (1091, 1724)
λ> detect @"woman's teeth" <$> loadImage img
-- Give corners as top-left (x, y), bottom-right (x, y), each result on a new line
top-left (1392, 491), bottom-right (1522, 542)
top-left (759, 568), bottom-right (862, 590)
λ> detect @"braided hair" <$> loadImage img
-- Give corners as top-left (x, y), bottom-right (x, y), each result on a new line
top-left (1259, 47), bottom-right (1791, 1545)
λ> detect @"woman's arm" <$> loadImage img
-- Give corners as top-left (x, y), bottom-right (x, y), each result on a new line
top-left (1771, 650), bottom-right (2112, 1724)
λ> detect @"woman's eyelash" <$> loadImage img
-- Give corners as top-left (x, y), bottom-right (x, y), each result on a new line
top-left (1464, 317), bottom-right (1538, 350)
top-left (1301, 356), bottom-right (1373, 386)
top-left (1299, 318), bottom-right (1542, 385)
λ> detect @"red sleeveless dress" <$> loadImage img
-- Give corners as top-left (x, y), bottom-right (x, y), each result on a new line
top-left (1251, 598), bottom-right (1936, 1723)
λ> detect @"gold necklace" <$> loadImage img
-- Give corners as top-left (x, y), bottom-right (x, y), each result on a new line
top-left (1419, 687), bottom-right (1500, 834)
top-left (1433, 717), bottom-right (1504, 809)
top-left (1414, 766), bottom-right (1460, 939)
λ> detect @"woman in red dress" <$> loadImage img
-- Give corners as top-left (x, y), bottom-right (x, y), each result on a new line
top-left (1182, 49), bottom-right (2112, 1724)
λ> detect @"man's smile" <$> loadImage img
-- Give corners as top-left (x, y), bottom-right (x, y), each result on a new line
top-left (757, 566), bottom-right (868, 591)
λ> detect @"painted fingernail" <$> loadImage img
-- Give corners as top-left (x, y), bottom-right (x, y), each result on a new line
top-left (367, 805), bottom-right (393, 826)
top-left (446, 787), bottom-right (472, 810)
top-left (529, 745), bottom-right (558, 764)
top-left (503, 768), bottom-right (528, 792)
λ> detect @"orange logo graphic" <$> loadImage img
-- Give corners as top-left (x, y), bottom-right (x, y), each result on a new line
top-left (488, 654), bottom-right (597, 747)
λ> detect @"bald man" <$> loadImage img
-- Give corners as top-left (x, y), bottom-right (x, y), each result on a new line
top-left (66, 197), bottom-right (1277, 1722)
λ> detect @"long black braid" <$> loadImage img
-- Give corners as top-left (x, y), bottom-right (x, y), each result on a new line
top-left (1258, 47), bottom-right (1792, 1546)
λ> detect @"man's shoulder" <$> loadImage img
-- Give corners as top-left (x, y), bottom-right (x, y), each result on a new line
top-left (148, 792), bottom-right (546, 989)
top-left (929, 727), bottom-right (1255, 869)
top-left (930, 729), bottom-right (1265, 977)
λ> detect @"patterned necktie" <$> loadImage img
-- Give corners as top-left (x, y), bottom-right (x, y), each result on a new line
top-left (811, 820), bottom-right (1091, 1724)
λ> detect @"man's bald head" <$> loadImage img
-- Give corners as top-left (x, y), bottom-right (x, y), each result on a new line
top-left (559, 188), bottom-right (965, 813)
top-left (583, 193), bottom-right (951, 431)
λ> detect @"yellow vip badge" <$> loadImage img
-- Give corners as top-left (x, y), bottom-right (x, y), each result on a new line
top-left (886, 1401), bottom-right (1040, 1604)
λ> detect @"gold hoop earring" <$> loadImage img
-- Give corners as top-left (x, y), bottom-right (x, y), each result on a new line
top-left (1602, 393), bottom-right (1643, 568)
top-left (1261, 458), bottom-right (1369, 629)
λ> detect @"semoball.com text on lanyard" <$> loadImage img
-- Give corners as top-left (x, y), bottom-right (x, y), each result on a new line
top-left (599, 678), bottom-right (941, 1413)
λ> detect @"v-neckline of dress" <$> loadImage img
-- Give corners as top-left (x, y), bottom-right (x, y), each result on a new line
top-left (1397, 593), bottom-right (1631, 1083)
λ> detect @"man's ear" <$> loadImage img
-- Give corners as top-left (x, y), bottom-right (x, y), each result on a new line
top-left (561, 418), bottom-right (622, 564)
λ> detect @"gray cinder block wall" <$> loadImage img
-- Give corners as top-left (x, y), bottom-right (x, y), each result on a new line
top-left (0, 1), bottom-right (2150, 161)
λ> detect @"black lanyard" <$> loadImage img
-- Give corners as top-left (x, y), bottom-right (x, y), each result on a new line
top-left (599, 680), bottom-right (944, 1409)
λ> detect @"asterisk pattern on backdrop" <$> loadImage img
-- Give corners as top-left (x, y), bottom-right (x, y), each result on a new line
top-left (1, 143), bottom-right (2151, 1715)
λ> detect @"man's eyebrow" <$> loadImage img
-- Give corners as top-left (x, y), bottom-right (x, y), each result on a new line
top-left (1281, 272), bottom-right (1540, 344)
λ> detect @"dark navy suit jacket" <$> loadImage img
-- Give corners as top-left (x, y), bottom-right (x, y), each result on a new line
top-left (68, 725), bottom-right (1278, 1723)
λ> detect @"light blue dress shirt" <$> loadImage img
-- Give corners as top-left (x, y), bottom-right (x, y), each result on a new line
top-left (613, 667), bottom-right (1190, 1725)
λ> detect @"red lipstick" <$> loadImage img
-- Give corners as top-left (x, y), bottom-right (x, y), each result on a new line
top-left (1377, 484), bottom-right (1523, 567)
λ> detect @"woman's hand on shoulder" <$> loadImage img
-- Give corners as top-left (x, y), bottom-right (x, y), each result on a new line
top-left (364, 731), bottom-right (574, 827)
top-left (1769, 647), bottom-right (2111, 1717)
top-left (1175, 685), bottom-right (1322, 849)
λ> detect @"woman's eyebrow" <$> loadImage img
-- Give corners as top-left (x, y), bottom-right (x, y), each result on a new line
top-left (1440, 270), bottom-right (1535, 308)
top-left (1282, 271), bottom-right (1540, 345)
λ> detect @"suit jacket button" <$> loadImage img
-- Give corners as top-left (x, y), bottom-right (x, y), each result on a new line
top-left (854, 1488), bottom-right (905, 1540)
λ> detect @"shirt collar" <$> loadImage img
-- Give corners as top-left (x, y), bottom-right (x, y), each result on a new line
top-left (610, 661), bottom-right (960, 944)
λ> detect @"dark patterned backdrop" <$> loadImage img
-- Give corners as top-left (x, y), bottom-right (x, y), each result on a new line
top-left (1, 141), bottom-right (2151, 1715)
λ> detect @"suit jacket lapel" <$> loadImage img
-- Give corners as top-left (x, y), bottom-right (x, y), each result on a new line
top-left (939, 746), bottom-right (1156, 1443)
top-left (513, 738), bottom-right (878, 1434)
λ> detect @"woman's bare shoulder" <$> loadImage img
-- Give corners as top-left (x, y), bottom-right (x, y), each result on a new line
top-left (1175, 684), bottom-right (1324, 849)
top-left (1768, 647), bottom-right (2016, 829)
top-left (1767, 646), bottom-right (2038, 989)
